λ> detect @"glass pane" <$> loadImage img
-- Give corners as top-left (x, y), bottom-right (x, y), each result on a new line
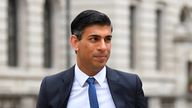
top-left (188, 62), bottom-right (192, 93)
top-left (8, 0), bottom-right (18, 66)
top-left (43, 0), bottom-right (52, 68)
top-left (156, 9), bottom-right (162, 70)
top-left (129, 5), bottom-right (136, 69)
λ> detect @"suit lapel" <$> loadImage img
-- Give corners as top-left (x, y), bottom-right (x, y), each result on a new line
top-left (59, 66), bottom-right (75, 108)
top-left (57, 66), bottom-right (127, 108)
top-left (106, 67), bottom-right (126, 108)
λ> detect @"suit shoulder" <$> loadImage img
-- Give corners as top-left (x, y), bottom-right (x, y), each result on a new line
top-left (45, 71), bottom-right (65, 81)
top-left (48, 69), bottom-right (69, 78)
top-left (111, 68), bottom-right (139, 78)
top-left (42, 66), bottom-right (74, 85)
top-left (107, 67), bottom-right (142, 86)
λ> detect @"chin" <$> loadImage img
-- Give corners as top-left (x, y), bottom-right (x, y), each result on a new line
top-left (94, 63), bottom-right (106, 68)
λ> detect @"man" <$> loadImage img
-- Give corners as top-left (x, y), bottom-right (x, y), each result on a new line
top-left (36, 10), bottom-right (146, 108)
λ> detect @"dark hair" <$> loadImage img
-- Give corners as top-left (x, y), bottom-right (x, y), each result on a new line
top-left (71, 10), bottom-right (112, 40)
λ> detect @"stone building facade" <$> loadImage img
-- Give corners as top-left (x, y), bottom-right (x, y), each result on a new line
top-left (0, 0), bottom-right (192, 108)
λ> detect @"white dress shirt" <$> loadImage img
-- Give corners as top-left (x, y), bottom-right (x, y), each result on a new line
top-left (67, 64), bottom-right (116, 108)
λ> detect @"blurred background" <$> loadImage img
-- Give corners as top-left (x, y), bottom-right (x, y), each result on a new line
top-left (0, 0), bottom-right (192, 108)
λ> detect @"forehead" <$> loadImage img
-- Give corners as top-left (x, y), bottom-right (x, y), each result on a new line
top-left (82, 24), bottom-right (112, 36)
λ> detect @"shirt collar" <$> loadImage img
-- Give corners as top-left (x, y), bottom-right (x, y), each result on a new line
top-left (75, 64), bottom-right (106, 87)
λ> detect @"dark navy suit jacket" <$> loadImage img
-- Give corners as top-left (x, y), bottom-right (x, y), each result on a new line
top-left (36, 66), bottom-right (146, 108)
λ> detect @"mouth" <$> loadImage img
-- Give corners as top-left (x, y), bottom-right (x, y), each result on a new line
top-left (94, 55), bottom-right (108, 61)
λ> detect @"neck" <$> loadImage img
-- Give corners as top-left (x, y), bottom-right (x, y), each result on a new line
top-left (76, 63), bottom-right (104, 76)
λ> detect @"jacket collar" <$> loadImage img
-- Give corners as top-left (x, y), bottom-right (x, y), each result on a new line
top-left (58, 66), bottom-right (126, 108)
top-left (59, 66), bottom-right (75, 108)
top-left (106, 66), bottom-right (126, 108)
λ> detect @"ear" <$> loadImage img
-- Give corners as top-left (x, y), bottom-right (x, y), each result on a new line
top-left (70, 35), bottom-right (79, 51)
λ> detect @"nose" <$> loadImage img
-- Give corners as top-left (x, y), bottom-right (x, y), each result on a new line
top-left (98, 39), bottom-right (107, 51)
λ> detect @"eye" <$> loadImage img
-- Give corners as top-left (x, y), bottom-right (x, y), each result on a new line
top-left (89, 36), bottom-right (99, 42)
top-left (105, 36), bottom-right (112, 43)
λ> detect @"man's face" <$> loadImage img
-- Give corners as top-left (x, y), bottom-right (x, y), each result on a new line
top-left (73, 25), bottom-right (112, 72)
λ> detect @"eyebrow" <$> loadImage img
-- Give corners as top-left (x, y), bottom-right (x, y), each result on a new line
top-left (89, 34), bottom-right (112, 38)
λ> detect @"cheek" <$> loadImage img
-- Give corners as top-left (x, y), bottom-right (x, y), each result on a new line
top-left (107, 44), bottom-right (112, 51)
top-left (79, 43), bottom-right (93, 54)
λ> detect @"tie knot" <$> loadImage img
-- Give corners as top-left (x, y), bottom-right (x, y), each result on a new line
top-left (86, 77), bottom-right (95, 85)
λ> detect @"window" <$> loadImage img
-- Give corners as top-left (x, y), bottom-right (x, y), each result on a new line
top-left (180, 6), bottom-right (189, 23)
top-left (43, 0), bottom-right (52, 68)
top-left (129, 5), bottom-right (137, 69)
top-left (66, 0), bottom-right (71, 67)
top-left (7, 0), bottom-right (18, 66)
top-left (156, 9), bottom-right (162, 70)
top-left (0, 96), bottom-right (20, 108)
top-left (188, 61), bottom-right (192, 93)
top-left (161, 98), bottom-right (175, 108)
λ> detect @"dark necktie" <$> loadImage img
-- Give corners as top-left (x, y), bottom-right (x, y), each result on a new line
top-left (86, 77), bottom-right (99, 108)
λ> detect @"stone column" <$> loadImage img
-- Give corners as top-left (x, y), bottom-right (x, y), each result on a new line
top-left (0, 0), bottom-right (8, 67)
top-left (175, 98), bottom-right (188, 108)
top-left (26, 0), bottom-right (44, 69)
top-left (148, 97), bottom-right (161, 108)
top-left (20, 96), bottom-right (36, 108)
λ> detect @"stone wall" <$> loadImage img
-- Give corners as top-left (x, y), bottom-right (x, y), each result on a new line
top-left (0, 0), bottom-right (192, 108)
